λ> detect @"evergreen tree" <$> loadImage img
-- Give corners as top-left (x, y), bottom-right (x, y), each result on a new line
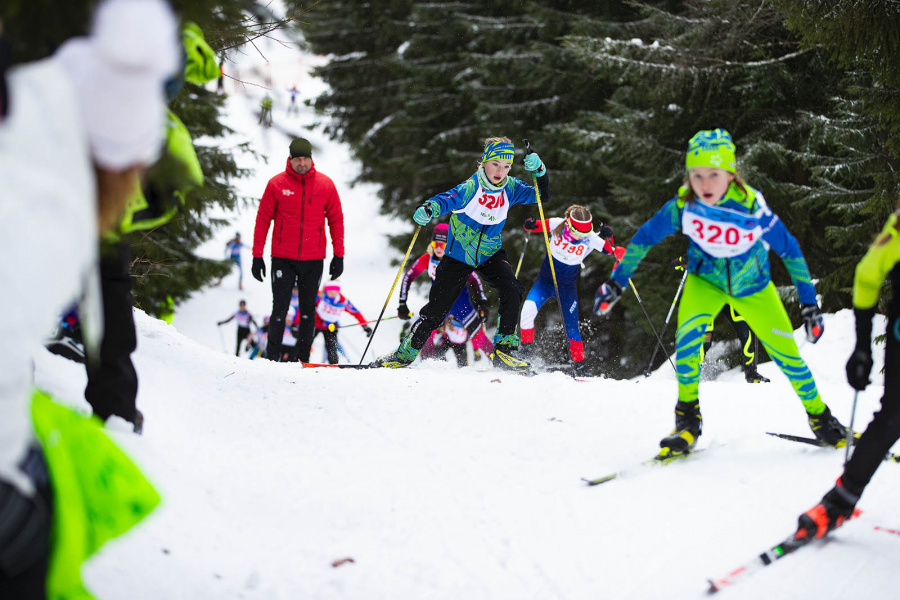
top-left (0, 0), bottom-right (297, 317)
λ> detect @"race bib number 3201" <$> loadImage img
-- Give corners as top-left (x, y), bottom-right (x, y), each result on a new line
top-left (682, 204), bottom-right (762, 258)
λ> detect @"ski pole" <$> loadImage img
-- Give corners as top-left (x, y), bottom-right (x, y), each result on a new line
top-left (340, 316), bottom-right (400, 328)
top-left (628, 278), bottom-right (676, 374)
top-left (359, 225), bottom-right (422, 365)
top-left (524, 139), bottom-right (571, 374)
top-left (845, 390), bottom-right (859, 464)
top-left (643, 269), bottom-right (687, 376)
top-left (514, 235), bottom-right (530, 278)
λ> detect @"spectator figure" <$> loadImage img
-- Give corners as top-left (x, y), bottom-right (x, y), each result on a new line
top-left (251, 137), bottom-right (345, 362)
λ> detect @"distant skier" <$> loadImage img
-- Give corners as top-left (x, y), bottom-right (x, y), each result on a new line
top-left (247, 315), bottom-right (269, 360)
top-left (593, 129), bottom-right (845, 457)
top-left (217, 300), bottom-right (258, 356)
top-left (288, 84), bottom-right (299, 114)
top-left (258, 93), bottom-right (273, 127)
top-left (224, 232), bottom-right (244, 289)
top-left (794, 207), bottom-right (900, 541)
top-left (519, 205), bottom-right (623, 376)
top-left (311, 281), bottom-right (371, 364)
top-left (373, 137), bottom-right (549, 372)
top-left (396, 223), bottom-right (494, 365)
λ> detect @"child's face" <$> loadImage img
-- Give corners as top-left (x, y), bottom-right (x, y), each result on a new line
top-left (326, 290), bottom-right (339, 299)
top-left (432, 241), bottom-right (445, 258)
top-left (689, 167), bottom-right (734, 205)
top-left (483, 160), bottom-right (511, 185)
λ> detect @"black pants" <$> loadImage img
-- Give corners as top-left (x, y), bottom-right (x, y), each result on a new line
top-left (268, 258), bottom-right (323, 362)
top-left (0, 448), bottom-right (51, 600)
top-left (842, 310), bottom-right (900, 496)
top-left (408, 251), bottom-right (524, 350)
top-left (704, 306), bottom-right (757, 367)
top-left (236, 326), bottom-right (250, 356)
top-left (315, 328), bottom-right (340, 364)
top-left (85, 241), bottom-right (138, 422)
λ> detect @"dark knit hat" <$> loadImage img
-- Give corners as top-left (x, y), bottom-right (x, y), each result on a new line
top-left (289, 137), bottom-right (312, 159)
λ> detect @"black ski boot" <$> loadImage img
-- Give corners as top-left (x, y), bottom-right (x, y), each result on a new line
top-left (659, 401), bottom-right (702, 456)
top-left (807, 406), bottom-right (847, 447)
top-left (742, 364), bottom-right (770, 383)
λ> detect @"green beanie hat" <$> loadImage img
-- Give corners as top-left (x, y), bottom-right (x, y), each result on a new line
top-left (686, 129), bottom-right (736, 173)
top-left (289, 137), bottom-right (312, 159)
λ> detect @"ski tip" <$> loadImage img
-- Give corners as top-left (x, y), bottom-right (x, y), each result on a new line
top-left (581, 475), bottom-right (616, 486)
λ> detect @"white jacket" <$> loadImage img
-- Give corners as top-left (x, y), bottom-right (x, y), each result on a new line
top-left (0, 57), bottom-right (97, 495)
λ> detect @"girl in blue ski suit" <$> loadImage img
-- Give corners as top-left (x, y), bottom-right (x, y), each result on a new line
top-left (373, 137), bottom-right (548, 371)
top-left (594, 129), bottom-right (845, 455)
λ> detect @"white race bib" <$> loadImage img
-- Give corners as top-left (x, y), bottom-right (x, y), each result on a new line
top-left (457, 183), bottom-right (512, 226)
top-left (316, 299), bottom-right (343, 323)
top-left (682, 202), bottom-right (762, 258)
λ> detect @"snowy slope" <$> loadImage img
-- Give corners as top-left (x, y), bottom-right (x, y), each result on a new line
top-left (29, 20), bottom-right (900, 600)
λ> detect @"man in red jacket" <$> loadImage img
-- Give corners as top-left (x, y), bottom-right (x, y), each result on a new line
top-left (251, 137), bottom-right (345, 362)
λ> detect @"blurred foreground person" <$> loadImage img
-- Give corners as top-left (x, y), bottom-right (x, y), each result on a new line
top-left (0, 0), bottom-right (179, 597)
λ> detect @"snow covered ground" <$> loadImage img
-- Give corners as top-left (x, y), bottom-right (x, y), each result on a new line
top-left (30, 19), bottom-right (900, 600)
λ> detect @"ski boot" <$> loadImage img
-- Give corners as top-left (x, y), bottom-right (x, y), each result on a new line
top-left (573, 361), bottom-right (589, 377)
top-left (489, 335), bottom-right (534, 375)
top-left (370, 336), bottom-right (420, 368)
top-left (659, 401), bottom-right (702, 458)
top-left (794, 477), bottom-right (861, 542)
top-left (807, 406), bottom-right (847, 446)
top-left (742, 363), bottom-right (770, 383)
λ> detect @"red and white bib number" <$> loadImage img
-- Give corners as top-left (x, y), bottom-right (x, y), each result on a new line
top-left (316, 301), bottom-right (343, 323)
top-left (459, 184), bottom-right (512, 226)
top-left (682, 207), bottom-right (761, 258)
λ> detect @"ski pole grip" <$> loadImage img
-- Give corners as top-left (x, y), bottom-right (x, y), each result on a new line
top-left (523, 139), bottom-right (533, 155)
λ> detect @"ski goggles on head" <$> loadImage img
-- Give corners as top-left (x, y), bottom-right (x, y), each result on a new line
top-left (431, 241), bottom-right (446, 250)
top-left (565, 219), bottom-right (592, 240)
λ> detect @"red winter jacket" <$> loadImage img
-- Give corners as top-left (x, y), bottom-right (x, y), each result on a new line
top-left (252, 159), bottom-right (344, 261)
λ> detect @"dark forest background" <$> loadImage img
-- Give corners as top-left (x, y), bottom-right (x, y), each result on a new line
top-left (4, 0), bottom-right (898, 377)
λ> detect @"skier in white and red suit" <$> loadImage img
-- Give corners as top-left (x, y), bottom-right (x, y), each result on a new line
top-left (312, 281), bottom-right (371, 364)
top-left (519, 205), bottom-right (624, 376)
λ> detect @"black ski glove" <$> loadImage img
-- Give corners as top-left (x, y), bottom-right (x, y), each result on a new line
top-left (397, 302), bottom-right (412, 320)
top-left (363, 325), bottom-right (373, 338)
top-left (523, 217), bottom-right (537, 231)
top-left (670, 256), bottom-right (688, 271)
top-left (330, 256), bottom-right (344, 279)
top-left (251, 257), bottom-right (266, 282)
top-left (846, 307), bottom-right (875, 390)
top-left (598, 224), bottom-right (613, 239)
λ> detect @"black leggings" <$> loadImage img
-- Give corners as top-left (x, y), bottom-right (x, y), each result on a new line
top-left (408, 251), bottom-right (524, 350)
top-left (842, 311), bottom-right (900, 496)
top-left (315, 328), bottom-right (340, 364)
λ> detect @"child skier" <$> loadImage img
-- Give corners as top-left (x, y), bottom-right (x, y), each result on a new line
top-left (793, 208), bottom-right (900, 541)
top-left (420, 316), bottom-right (472, 367)
top-left (519, 205), bottom-right (624, 376)
top-left (594, 129), bottom-right (845, 457)
top-left (373, 136), bottom-right (549, 372)
top-left (225, 232), bottom-right (244, 289)
top-left (312, 281), bottom-right (372, 364)
top-left (396, 223), bottom-right (494, 362)
top-left (247, 315), bottom-right (269, 360)
top-left (217, 300), bottom-right (258, 356)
